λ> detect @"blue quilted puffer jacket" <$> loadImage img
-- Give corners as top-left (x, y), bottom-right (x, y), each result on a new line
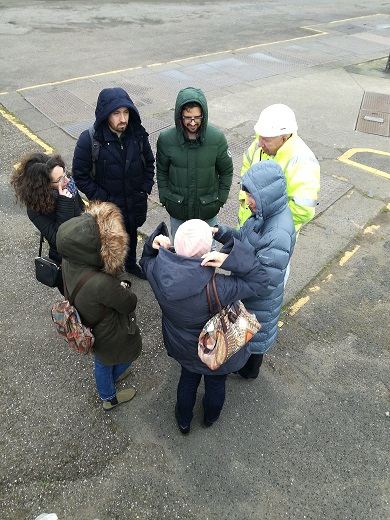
top-left (215, 160), bottom-right (296, 354)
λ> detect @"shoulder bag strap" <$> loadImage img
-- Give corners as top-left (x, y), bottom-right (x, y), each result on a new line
top-left (211, 274), bottom-right (223, 314)
top-left (38, 234), bottom-right (44, 257)
top-left (206, 281), bottom-right (214, 317)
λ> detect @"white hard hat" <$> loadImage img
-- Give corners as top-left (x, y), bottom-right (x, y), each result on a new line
top-left (254, 104), bottom-right (298, 137)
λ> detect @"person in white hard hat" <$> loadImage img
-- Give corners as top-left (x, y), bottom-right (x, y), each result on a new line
top-left (238, 104), bottom-right (320, 234)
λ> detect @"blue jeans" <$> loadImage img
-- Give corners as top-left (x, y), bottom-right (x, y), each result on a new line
top-left (170, 216), bottom-right (218, 251)
top-left (94, 356), bottom-right (132, 401)
top-left (176, 365), bottom-right (227, 427)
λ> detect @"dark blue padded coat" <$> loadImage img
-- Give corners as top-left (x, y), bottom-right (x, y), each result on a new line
top-left (140, 222), bottom-right (270, 375)
top-left (72, 87), bottom-right (155, 229)
top-left (215, 160), bottom-right (296, 354)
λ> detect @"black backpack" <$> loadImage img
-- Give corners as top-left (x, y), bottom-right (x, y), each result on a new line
top-left (88, 126), bottom-right (146, 179)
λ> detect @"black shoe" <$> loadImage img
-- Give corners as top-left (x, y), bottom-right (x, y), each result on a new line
top-left (203, 417), bottom-right (215, 428)
top-left (175, 403), bottom-right (190, 435)
top-left (126, 264), bottom-right (146, 280)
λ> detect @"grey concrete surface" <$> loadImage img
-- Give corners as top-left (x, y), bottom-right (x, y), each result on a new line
top-left (0, 1), bottom-right (389, 519)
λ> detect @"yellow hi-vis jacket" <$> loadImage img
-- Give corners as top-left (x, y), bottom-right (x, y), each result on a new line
top-left (238, 133), bottom-right (320, 233)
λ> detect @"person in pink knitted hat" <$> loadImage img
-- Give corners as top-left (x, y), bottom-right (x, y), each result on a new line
top-left (140, 221), bottom-right (269, 435)
top-left (174, 219), bottom-right (213, 258)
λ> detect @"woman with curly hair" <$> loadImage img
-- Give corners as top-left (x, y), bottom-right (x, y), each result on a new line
top-left (11, 152), bottom-right (84, 293)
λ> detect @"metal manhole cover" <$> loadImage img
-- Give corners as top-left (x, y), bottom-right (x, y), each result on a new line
top-left (361, 91), bottom-right (390, 113)
top-left (61, 120), bottom-right (94, 139)
top-left (23, 90), bottom-right (94, 125)
top-left (356, 110), bottom-right (390, 137)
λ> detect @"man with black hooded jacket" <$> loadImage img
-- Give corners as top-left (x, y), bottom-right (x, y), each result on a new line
top-left (72, 87), bottom-right (155, 279)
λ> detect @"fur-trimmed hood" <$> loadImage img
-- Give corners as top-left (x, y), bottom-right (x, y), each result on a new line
top-left (56, 201), bottom-right (128, 275)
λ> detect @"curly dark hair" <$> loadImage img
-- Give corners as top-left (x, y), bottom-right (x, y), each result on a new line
top-left (10, 152), bottom-right (65, 214)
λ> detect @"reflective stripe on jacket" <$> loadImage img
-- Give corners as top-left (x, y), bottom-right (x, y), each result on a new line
top-left (238, 133), bottom-right (320, 232)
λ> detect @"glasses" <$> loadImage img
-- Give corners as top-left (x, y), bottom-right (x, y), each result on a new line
top-left (51, 168), bottom-right (70, 184)
top-left (182, 116), bottom-right (203, 123)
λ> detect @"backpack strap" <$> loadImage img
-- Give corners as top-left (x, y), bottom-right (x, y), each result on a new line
top-left (64, 269), bottom-right (110, 328)
top-left (67, 270), bottom-right (98, 304)
top-left (88, 126), bottom-right (101, 180)
top-left (129, 123), bottom-right (147, 170)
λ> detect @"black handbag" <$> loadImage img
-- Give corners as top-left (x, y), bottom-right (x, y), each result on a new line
top-left (35, 235), bottom-right (61, 287)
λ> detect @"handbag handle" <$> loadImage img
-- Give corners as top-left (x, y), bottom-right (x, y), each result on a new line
top-left (211, 274), bottom-right (223, 314)
top-left (207, 273), bottom-right (241, 318)
top-left (38, 234), bottom-right (44, 257)
top-left (205, 274), bottom-right (224, 316)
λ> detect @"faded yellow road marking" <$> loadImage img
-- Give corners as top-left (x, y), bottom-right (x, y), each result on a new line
top-left (338, 149), bottom-right (390, 180)
top-left (339, 246), bottom-right (360, 266)
top-left (289, 296), bottom-right (310, 316)
top-left (364, 225), bottom-right (380, 234)
top-left (0, 106), bottom-right (53, 153)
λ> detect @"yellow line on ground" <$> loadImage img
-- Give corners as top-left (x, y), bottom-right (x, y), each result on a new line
top-left (0, 23), bottom-right (329, 95)
top-left (307, 13), bottom-right (382, 27)
top-left (14, 67), bottom-right (143, 93)
top-left (234, 31), bottom-right (326, 51)
top-left (328, 13), bottom-right (382, 24)
top-left (338, 148), bottom-right (390, 180)
top-left (339, 245), bottom-right (360, 266)
top-left (364, 225), bottom-right (380, 234)
top-left (0, 105), bottom-right (53, 153)
top-left (289, 296), bottom-right (310, 316)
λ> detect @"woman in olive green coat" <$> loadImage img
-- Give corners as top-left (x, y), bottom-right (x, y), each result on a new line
top-left (56, 201), bottom-right (142, 411)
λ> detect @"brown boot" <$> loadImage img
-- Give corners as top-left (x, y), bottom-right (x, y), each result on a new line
top-left (103, 387), bottom-right (136, 411)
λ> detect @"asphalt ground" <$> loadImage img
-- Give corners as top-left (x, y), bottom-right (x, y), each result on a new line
top-left (0, 2), bottom-right (389, 519)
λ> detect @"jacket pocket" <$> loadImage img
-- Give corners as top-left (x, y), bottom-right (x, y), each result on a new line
top-left (164, 191), bottom-right (186, 219)
top-left (131, 191), bottom-right (148, 228)
top-left (126, 311), bottom-right (138, 335)
top-left (199, 193), bottom-right (220, 220)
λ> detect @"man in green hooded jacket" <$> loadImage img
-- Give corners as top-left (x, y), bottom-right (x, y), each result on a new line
top-left (156, 87), bottom-right (233, 244)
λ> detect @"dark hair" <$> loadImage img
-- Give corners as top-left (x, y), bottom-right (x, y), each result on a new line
top-left (181, 102), bottom-right (202, 113)
top-left (242, 184), bottom-right (249, 193)
top-left (10, 152), bottom-right (65, 214)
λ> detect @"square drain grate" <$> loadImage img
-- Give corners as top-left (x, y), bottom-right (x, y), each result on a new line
top-left (356, 92), bottom-right (390, 136)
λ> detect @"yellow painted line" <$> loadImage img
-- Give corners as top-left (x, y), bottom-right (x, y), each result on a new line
top-left (338, 148), bottom-right (390, 180)
top-left (289, 296), bottom-right (310, 316)
top-left (328, 13), bottom-right (382, 24)
top-left (339, 245), bottom-right (360, 266)
top-left (235, 30), bottom-right (327, 52)
top-left (0, 13), bottom-right (380, 96)
top-left (323, 274), bottom-right (333, 283)
top-left (0, 105), bottom-right (54, 153)
top-left (309, 286), bottom-right (320, 293)
top-left (306, 13), bottom-right (382, 28)
top-left (332, 175), bottom-right (349, 182)
top-left (278, 320), bottom-right (283, 328)
top-left (364, 225), bottom-right (380, 234)
top-left (14, 66), bottom-right (143, 93)
top-left (0, 25), bottom-right (329, 95)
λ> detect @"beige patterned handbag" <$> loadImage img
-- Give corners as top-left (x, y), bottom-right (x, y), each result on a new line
top-left (198, 274), bottom-right (261, 370)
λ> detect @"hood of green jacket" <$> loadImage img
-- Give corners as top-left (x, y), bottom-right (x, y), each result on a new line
top-left (56, 201), bottom-right (129, 276)
top-left (174, 87), bottom-right (208, 143)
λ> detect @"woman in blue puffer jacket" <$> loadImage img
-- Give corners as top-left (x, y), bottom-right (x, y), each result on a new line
top-left (213, 159), bottom-right (296, 379)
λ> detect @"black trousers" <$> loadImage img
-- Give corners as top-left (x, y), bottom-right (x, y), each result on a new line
top-left (238, 354), bottom-right (264, 379)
